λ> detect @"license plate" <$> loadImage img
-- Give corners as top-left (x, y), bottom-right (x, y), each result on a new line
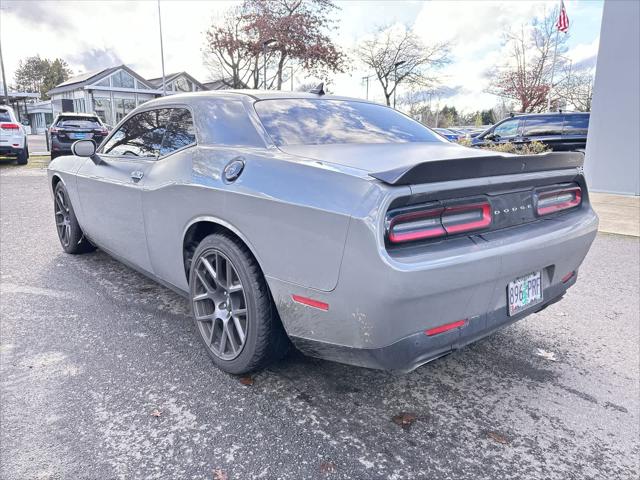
top-left (70, 133), bottom-right (87, 139)
top-left (507, 271), bottom-right (543, 316)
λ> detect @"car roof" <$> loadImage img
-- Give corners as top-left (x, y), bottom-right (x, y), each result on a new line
top-left (56, 112), bottom-right (100, 116)
top-left (507, 111), bottom-right (589, 120)
top-left (140, 90), bottom-right (379, 108)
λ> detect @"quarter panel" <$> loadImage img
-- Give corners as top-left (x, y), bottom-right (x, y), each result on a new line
top-left (142, 146), bottom-right (380, 292)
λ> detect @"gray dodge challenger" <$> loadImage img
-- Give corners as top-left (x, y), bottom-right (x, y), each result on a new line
top-left (48, 90), bottom-right (598, 374)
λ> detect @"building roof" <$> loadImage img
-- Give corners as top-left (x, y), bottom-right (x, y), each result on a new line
top-left (47, 65), bottom-right (159, 95)
top-left (147, 71), bottom-right (207, 90)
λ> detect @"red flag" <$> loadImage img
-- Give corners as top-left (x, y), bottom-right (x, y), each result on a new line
top-left (556, 0), bottom-right (569, 33)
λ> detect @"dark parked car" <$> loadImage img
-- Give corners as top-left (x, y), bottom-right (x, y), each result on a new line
top-left (472, 112), bottom-right (590, 151)
top-left (433, 128), bottom-right (461, 142)
top-left (48, 113), bottom-right (109, 159)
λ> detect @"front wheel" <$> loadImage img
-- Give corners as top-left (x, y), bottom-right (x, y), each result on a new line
top-left (53, 182), bottom-right (96, 254)
top-left (189, 233), bottom-right (289, 374)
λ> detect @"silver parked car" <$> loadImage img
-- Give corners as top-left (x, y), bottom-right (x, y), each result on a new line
top-left (48, 90), bottom-right (598, 374)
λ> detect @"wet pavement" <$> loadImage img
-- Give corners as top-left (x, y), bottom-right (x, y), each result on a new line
top-left (1, 165), bottom-right (638, 480)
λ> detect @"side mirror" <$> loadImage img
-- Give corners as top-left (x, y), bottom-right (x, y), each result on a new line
top-left (71, 139), bottom-right (97, 157)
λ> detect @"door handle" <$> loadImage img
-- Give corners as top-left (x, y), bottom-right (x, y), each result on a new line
top-left (130, 170), bottom-right (144, 182)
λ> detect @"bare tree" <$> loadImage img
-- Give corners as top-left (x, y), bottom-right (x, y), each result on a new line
top-left (555, 63), bottom-right (594, 111)
top-left (486, 8), bottom-right (568, 113)
top-left (356, 25), bottom-right (449, 106)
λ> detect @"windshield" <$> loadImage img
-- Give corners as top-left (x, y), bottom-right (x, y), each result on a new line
top-left (254, 99), bottom-right (440, 146)
top-left (57, 117), bottom-right (102, 129)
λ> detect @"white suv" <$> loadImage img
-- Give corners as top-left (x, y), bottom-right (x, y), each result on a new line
top-left (0, 105), bottom-right (29, 164)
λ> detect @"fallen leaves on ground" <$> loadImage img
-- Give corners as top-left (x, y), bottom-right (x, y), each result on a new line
top-left (150, 409), bottom-right (162, 417)
top-left (487, 431), bottom-right (509, 444)
top-left (391, 412), bottom-right (417, 430)
top-left (535, 348), bottom-right (557, 361)
top-left (212, 468), bottom-right (228, 480)
top-left (319, 461), bottom-right (336, 474)
top-left (239, 376), bottom-right (254, 386)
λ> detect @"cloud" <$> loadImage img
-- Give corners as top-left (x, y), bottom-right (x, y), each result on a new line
top-left (68, 48), bottom-right (125, 73)
top-left (1, 0), bottom-right (72, 29)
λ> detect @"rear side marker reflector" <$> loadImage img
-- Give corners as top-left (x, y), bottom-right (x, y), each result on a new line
top-left (425, 319), bottom-right (466, 336)
top-left (561, 271), bottom-right (575, 283)
top-left (292, 294), bottom-right (329, 311)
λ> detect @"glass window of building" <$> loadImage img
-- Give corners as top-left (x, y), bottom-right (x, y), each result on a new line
top-left (93, 97), bottom-right (113, 125)
top-left (112, 70), bottom-right (135, 89)
top-left (173, 77), bottom-right (192, 92)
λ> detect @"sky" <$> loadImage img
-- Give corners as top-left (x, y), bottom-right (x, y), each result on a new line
top-left (0, 0), bottom-right (604, 112)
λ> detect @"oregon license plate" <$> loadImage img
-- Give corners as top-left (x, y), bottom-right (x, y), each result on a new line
top-left (507, 271), bottom-right (543, 316)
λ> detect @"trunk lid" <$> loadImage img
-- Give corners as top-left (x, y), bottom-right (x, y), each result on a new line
top-left (279, 142), bottom-right (583, 185)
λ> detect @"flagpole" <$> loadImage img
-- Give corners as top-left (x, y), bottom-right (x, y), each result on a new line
top-left (547, 27), bottom-right (560, 112)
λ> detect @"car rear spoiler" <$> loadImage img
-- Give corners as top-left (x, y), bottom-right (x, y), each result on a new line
top-left (369, 151), bottom-right (585, 186)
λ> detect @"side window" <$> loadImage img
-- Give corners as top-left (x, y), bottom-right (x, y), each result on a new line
top-left (197, 100), bottom-right (265, 147)
top-left (101, 109), bottom-right (172, 157)
top-left (160, 108), bottom-right (196, 155)
top-left (522, 115), bottom-right (564, 137)
top-left (493, 119), bottom-right (520, 138)
top-left (563, 114), bottom-right (589, 135)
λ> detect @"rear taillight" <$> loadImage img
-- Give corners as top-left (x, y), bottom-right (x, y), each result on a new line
top-left (49, 127), bottom-right (59, 134)
top-left (536, 186), bottom-right (582, 216)
top-left (1, 123), bottom-right (20, 130)
top-left (387, 201), bottom-right (492, 244)
top-left (94, 128), bottom-right (108, 135)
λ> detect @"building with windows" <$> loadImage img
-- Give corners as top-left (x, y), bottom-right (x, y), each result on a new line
top-left (147, 72), bottom-right (207, 95)
top-left (46, 65), bottom-right (162, 127)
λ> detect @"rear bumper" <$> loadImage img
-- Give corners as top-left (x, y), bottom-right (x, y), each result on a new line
top-left (0, 145), bottom-right (24, 156)
top-left (269, 204), bottom-right (598, 371)
top-left (290, 274), bottom-right (573, 373)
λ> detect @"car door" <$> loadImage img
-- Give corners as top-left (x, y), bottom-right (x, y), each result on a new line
top-left (561, 114), bottom-right (589, 151)
top-left (76, 108), bottom-right (173, 273)
top-left (519, 115), bottom-right (565, 150)
top-left (488, 117), bottom-right (521, 144)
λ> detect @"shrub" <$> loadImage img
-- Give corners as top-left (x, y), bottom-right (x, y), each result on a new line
top-left (457, 138), bottom-right (550, 155)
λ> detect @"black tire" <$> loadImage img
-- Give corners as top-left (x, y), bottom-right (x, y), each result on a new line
top-left (189, 233), bottom-right (289, 374)
top-left (53, 182), bottom-right (96, 254)
top-left (16, 145), bottom-right (28, 165)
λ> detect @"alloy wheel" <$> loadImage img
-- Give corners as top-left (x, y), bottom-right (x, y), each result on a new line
top-left (54, 189), bottom-right (71, 248)
top-left (192, 250), bottom-right (248, 361)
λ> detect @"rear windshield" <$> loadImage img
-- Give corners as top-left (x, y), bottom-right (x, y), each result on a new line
top-left (56, 117), bottom-right (102, 128)
top-left (254, 99), bottom-right (440, 146)
top-left (0, 110), bottom-right (11, 122)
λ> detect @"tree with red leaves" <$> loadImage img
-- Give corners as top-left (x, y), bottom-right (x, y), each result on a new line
top-left (487, 9), bottom-right (569, 113)
top-left (203, 1), bottom-right (346, 90)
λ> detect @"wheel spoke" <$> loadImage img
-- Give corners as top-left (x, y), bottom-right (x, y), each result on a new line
top-left (209, 322), bottom-right (216, 345)
top-left (195, 312), bottom-right (215, 322)
top-left (232, 308), bottom-right (246, 316)
top-left (195, 270), bottom-right (214, 293)
top-left (224, 322), bottom-right (238, 354)
top-left (201, 257), bottom-right (218, 284)
top-left (225, 259), bottom-right (233, 289)
top-left (232, 315), bottom-right (246, 344)
top-left (192, 292), bottom-right (209, 302)
top-left (218, 323), bottom-right (227, 352)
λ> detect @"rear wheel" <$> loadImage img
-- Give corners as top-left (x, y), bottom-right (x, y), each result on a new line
top-left (53, 182), bottom-right (96, 254)
top-left (16, 145), bottom-right (28, 165)
top-left (189, 233), bottom-right (289, 374)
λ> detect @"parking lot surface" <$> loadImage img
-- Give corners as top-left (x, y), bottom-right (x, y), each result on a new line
top-left (1, 165), bottom-right (638, 480)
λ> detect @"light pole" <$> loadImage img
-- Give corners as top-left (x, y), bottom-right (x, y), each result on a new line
top-left (262, 39), bottom-right (276, 89)
top-left (393, 60), bottom-right (406, 109)
top-left (0, 36), bottom-right (8, 104)
top-left (157, 0), bottom-right (166, 96)
top-left (287, 66), bottom-right (294, 91)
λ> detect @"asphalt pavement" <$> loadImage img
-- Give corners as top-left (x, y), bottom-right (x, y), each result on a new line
top-left (1, 164), bottom-right (638, 480)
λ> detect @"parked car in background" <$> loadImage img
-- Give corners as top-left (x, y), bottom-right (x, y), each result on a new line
top-left (472, 112), bottom-right (590, 151)
top-left (433, 128), bottom-right (461, 142)
top-left (48, 91), bottom-right (597, 375)
top-left (0, 105), bottom-right (29, 164)
top-left (48, 113), bottom-right (109, 159)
